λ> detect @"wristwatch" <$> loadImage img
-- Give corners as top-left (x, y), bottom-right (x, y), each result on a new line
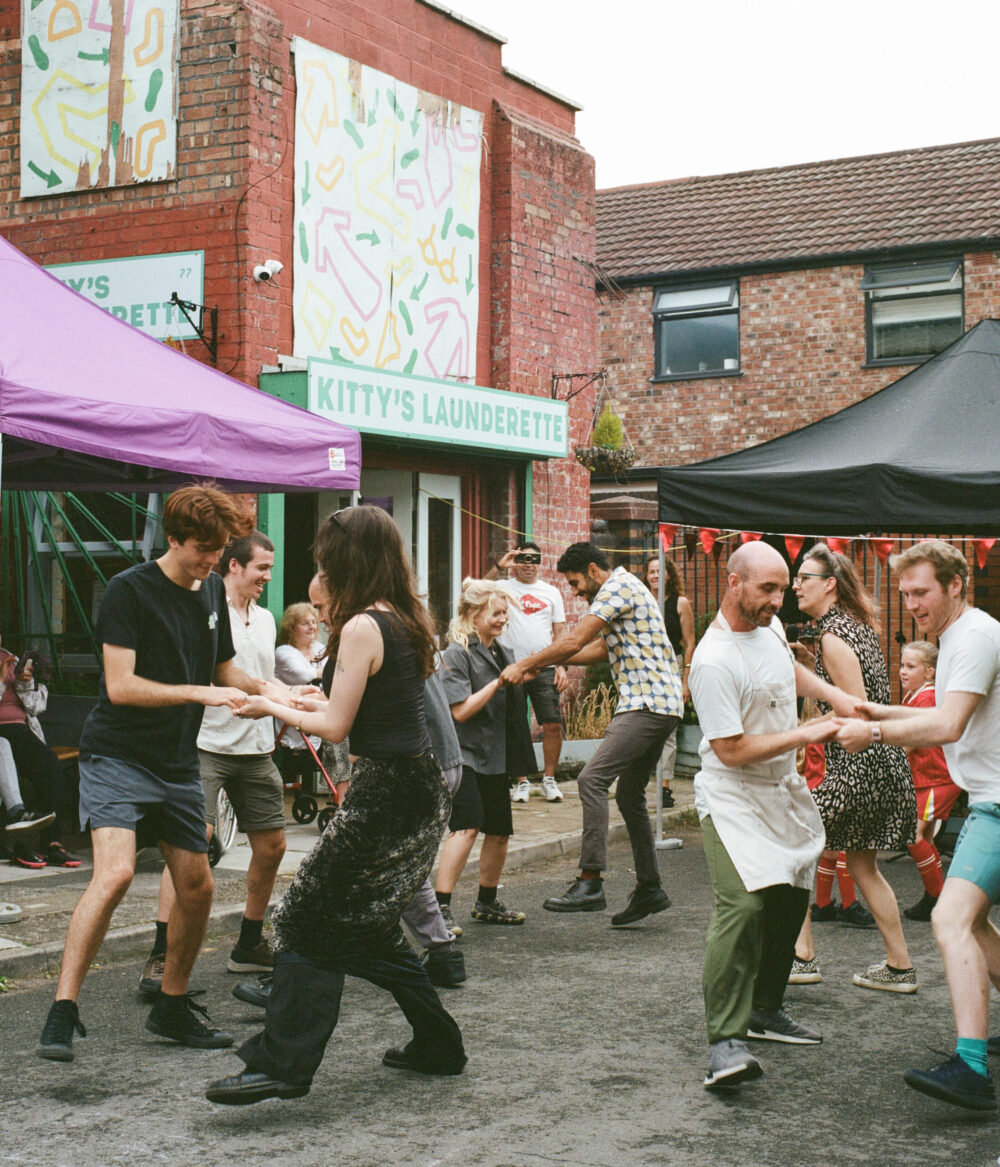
top-left (870, 722), bottom-right (882, 743)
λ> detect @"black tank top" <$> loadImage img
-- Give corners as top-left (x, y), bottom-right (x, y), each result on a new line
top-left (345, 609), bottom-right (431, 760)
top-left (663, 594), bottom-right (684, 656)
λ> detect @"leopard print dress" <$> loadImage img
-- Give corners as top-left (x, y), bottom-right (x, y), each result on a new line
top-left (811, 606), bottom-right (916, 851)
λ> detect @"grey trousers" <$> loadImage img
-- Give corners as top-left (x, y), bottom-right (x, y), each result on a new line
top-left (578, 709), bottom-right (678, 885)
top-left (401, 763), bottom-right (462, 950)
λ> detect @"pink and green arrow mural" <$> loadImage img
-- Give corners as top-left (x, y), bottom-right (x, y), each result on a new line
top-left (292, 38), bottom-right (483, 382)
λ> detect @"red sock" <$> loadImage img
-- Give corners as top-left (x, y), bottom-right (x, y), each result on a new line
top-left (836, 853), bottom-right (857, 908)
top-left (908, 837), bottom-right (944, 897)
top-left (815, 854), bottom-right (836, 907)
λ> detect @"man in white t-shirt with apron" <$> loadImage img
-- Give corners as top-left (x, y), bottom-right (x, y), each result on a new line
top-left (691, 542), bottom-right (848, 1090)
top-left (837, 540), bottom-right (1000, 1113)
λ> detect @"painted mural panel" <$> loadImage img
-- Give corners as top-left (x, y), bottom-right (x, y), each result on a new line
top-left (20, 0), bottom-right (179, 197)
top-left (292, 38), bottom-right (483, 382)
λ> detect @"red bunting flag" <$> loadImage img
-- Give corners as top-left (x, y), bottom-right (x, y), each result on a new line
top-left (699, 528), bottom-right (720, 556)
top-left (872, 538), bottom-right (895, 565)
top-left (784, 535), bottom-right (804, 561)
top-left (658, 523), bottom-right (677, 551)
top-left (827, 537), bottom-right (850, 555)
top-left (740, 532), bottom-right (762, 543)
top-left (974, 538), bottom-right (996, 570)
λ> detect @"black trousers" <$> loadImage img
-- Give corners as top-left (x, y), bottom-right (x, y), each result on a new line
top-left (0, 723), bottom-right (62, 843)
top-left (238, 948), bottom-right (466, 1085)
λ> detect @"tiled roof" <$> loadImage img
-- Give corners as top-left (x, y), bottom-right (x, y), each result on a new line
top-left (596, 137), bottom-right (1000, 282)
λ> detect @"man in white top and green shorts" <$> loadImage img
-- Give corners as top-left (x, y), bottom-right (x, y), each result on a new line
top-left (837, 540), bottom-right (1000, 1113)
top-left (691, 542), bottom-right (849, 1090)
top-left (499, 541), bottom-right (683, 926)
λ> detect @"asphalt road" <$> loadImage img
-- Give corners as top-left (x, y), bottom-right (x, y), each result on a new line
top-left (2, 827), bottom-right (998, 1167)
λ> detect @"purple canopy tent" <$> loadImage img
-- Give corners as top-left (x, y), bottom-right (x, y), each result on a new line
top-left (0, 234), bottom-right (360, 492)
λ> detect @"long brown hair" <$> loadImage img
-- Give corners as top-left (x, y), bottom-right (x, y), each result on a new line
top-left (312, 505), bottom-right (437, 676)
top-left (804, 542), bottom-right (880, 631)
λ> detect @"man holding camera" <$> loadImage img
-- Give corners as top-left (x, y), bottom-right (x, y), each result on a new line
top-left (493, 541), bottom-right (568, 803)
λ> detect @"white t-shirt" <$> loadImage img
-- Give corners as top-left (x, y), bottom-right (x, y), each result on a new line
top-left (499, 577), bottom-right (566, 660)
top-left (690, 619), bottom-right (797, 818)
top-left (936, 606), bottom-right (1000, 803)
top-left (198, 599), bottom-right (276, 755)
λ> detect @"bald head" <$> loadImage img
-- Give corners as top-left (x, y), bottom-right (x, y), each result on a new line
top-left (727, 541), bottom-right (786, 581)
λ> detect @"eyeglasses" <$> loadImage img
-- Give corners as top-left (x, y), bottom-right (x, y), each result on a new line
top-left (793, 572), bottom-right (832, 585)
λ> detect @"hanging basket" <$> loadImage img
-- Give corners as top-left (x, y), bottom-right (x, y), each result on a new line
top-left (574, 445), bottom-right (636, 473)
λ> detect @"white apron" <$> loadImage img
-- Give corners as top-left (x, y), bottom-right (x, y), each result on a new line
top-left (696, 614), bottom-right (825, 892)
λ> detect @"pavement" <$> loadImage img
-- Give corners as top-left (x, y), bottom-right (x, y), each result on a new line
top-left (0, 774), bottom-right (698, 980)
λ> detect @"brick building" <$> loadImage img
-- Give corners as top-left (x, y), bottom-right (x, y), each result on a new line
top-left (1, 0), bottom-right (596, 641)
top-left (591, 138), bottom-right (1000, 668)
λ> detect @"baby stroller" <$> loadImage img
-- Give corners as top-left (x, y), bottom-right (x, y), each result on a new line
top-left (274, 724), bottom-right (340, 833)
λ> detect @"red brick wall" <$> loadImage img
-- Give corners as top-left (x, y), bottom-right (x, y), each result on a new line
top-left (1, 0), bottom-right (595, 556)
top-left (601, 252), bottom-right (1000, 466)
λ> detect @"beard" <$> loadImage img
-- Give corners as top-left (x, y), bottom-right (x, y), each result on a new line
top-left (737, 599), bottom-right (775, 628)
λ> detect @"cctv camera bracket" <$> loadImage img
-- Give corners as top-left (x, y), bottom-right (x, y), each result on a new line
top-left (169, 292), bottom-right (219, 366)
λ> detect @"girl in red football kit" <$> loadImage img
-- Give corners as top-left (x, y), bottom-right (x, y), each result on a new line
top-left (899, 641), bottom-right (963, 921)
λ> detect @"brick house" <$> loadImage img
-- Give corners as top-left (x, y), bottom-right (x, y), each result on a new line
top-left (1, 0), bottom-right (596, 645)
top-left (591, 138), bottom-right (1000, 662)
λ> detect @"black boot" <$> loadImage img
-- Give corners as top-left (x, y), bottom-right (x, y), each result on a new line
top-left (543, 876), bottom-right (606, 913)
top-left (903, 891), bottom-right (938, 921)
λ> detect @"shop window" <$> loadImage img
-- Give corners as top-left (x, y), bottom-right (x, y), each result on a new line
top-left (653, 281), bottom-right (740, 379)
top-left (862, 259), bottom-right (963, 364)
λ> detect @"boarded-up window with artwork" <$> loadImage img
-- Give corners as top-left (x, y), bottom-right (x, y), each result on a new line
top-left (20, 0), bottom-right (179, 196)
top-left (292, 38), bottom-right (483, 382)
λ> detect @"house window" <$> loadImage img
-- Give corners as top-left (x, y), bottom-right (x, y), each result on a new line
top-left (653, 281), bottom-right (739, 378)
top-left (863, 259), bottom-right (963, 363)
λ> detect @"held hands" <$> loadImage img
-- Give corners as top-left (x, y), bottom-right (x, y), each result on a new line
top-left (204, 687), bottom-right (249, 711)
top-left (234, 694), bottom-right (273, 719)
top-left (499, 662), bottom-right (526, 688)
top-left (800, 716), bottom-right (839, 745)
top-left (833, 717), bottom-right (880, 753)
top-left (290, 694), bottom-right (327, 713)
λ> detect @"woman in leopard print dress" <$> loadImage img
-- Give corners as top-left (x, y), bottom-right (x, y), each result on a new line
top-left (793, 543), bottom-right (917, 993)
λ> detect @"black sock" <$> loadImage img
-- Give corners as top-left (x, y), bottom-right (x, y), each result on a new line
top-left (152, 921), bottom-right (168, 958)
top-left (478, 885), bottom-right (498, 905)
top-left (887, 963), bottom-right (913, 974)
top-left (239, 916), bottom-right (264, 949)
top-left (435, 890), bottom-right (452, 907)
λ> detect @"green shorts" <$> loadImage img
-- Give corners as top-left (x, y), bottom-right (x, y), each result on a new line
top-left (949, 802), bottom-right (1000, 903)
top-left (199, 750), bottom-right (285, 833)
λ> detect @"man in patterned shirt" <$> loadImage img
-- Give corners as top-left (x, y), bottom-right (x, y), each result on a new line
top-left (499, 542), bottom-right (683, 925)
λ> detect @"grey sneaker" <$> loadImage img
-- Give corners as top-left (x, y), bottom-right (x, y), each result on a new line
top-left (139, 953), bottom-right (166, 995)
top-left (439, 903), bottom-right (462, 938)
top-left (852, 960), bottom-right (917, 994)
top-left (540, 776), bottom-right (563, 802)
top-left (787, 957), bottom-right (822, 984)
top-left (747, 1007), bottom-right (822, 1044)
top-left (703, 1039), bottom-right (763, 1089)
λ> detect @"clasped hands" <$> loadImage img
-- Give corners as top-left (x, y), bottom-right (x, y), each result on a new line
top-left (233, 681), bottom-right (324, 720)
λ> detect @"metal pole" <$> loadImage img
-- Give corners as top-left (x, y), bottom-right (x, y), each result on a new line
top-left (655, 535), bottom-right (682, 850)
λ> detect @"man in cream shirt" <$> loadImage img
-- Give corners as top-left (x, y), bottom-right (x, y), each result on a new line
top-left (691, 542), bottom-right (849, 1090)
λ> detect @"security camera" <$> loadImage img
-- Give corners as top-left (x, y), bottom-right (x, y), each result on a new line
top-left (252, 259), bottom-right (283, 282)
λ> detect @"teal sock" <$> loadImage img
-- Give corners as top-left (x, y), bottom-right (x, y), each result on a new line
top-left (956, 1037), bottom-right (989, 1077)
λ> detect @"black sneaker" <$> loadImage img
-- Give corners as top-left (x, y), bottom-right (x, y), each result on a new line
top-left (661, 787), bottom-right (675, 808)
top-left (611, 882), bottom-right (671, 927)
top-left (423, 944), bottom-right (467, 987)
top-left (37, 999), bottom-right (86, 1061)
top-left (471, 898), bottom-right (526, 925)
top-left (227, 937), bottom-right (274, 973)
top-left (838, 901), bottom-right (876, 928)
top-left (543, 876), bottom-right (606, 913)
top-left (904, 1054), bottom-right (997, 1112)
top-left (438, 904), bottom-right (462, 938)
top-left (903, 892), bottom-right (938, 921)
top-left (145, 993), bottom-right (234, 1049)
top-left (233, 974), bottom-right (273, 1008)
top-left (810, 900), bottom-right (839, 923)
top-left (4, 808), bottom-right (57, 834)
top-left (139, 954), bottom-right (166, 995)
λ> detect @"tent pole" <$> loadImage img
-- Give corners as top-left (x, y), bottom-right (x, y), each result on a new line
top-left (654, 540), bottom-right (681, 851)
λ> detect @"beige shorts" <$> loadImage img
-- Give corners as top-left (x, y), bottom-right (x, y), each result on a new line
top-left (199, 750), bottom-right (285, 833)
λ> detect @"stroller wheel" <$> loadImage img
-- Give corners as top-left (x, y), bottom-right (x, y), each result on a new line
top-left (317, 806), bottom-right (337, 833)
top-left (292, 795), bottom-right (318, 824)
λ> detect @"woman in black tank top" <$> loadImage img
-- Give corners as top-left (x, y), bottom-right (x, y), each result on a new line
top-left (207, 506), bottom-right (465, 1107)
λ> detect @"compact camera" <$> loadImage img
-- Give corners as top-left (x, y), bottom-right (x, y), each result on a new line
top-left (513, 553), bottom-right (541, 565)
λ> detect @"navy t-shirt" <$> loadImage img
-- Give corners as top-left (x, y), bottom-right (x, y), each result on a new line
top-left (80, 561), bottom-right (235, 782)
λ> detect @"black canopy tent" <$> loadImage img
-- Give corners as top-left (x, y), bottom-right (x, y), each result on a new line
top-left (657, 320), bottom-right (1000, 537)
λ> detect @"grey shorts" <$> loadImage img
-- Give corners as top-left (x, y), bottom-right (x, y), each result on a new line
top-left (199, 750), bottom-right (285, 833)
top-left (78, 754), bottom-right (208, 853)
top-left (525, 667), bottom-right (561, 725)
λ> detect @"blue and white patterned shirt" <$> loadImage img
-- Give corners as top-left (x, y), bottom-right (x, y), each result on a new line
top-left (588, 567), bottom-right (683, 717)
